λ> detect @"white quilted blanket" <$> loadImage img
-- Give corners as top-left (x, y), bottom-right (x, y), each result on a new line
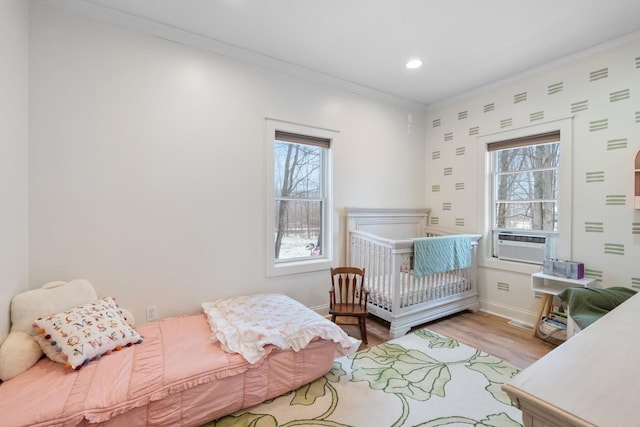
top-left (202, 294), bottom-right (353, 364)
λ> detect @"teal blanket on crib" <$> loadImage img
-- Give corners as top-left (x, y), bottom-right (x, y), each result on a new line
top-left (414, 235), bottom-right (471, 278)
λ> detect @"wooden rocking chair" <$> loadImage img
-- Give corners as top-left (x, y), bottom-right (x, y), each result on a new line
top-left (329, 267), bottom-right (369, 344)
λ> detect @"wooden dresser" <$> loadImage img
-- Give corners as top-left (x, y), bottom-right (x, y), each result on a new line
top-left (503, 292), bottom-right (640, 427)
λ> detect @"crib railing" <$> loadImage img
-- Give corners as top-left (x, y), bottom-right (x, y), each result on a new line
top-left (350, 229), bottom-right (479, 317)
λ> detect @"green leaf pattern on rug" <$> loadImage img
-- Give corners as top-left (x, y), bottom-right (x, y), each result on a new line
top-left (414, 412), bottom-right (522, 427)
top-left (205, 331), bottom-right (523, 427)
top-left (212, 413), bottom-right (278, 427)
top-left (290, 361), bottom-right (346, 407)
top-left (415, 329), bottom-right (460, 349)
top-left (325, 361), bottom-right (346, 383)
top-left (479, 412), bottom-right (523, 427)
top-left (290, 377), bottom-right (328, 406)
top-left (466, 352), bottom-right (521, 406)
top-left (351, 343), bottom-right (451, 400)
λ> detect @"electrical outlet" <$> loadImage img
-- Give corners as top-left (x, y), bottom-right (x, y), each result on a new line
top-left (146, 305), bottom-right (158, 321)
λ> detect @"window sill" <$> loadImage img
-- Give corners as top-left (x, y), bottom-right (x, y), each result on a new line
top-left (266, 257), bottom-right (335, 277)
top-left (478, 256), bottom-right (542, 275)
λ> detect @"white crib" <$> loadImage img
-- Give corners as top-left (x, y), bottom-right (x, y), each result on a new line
top-left (346, 208), bottom-right (481, 338)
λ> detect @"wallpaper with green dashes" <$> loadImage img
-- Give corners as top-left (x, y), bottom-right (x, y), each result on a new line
top-left (425, 38), bottom-right (640, 310)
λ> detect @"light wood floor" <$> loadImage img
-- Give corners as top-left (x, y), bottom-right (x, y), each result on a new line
top-left (337, 310), bottom-right (556, 369)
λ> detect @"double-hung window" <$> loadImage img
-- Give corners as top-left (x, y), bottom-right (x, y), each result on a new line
top-left (265, 119), bottom-right (336, 276)
top-left (479, 118), bottom-right (573, 268)
top-left (490, 131), bottom-right (560, 237)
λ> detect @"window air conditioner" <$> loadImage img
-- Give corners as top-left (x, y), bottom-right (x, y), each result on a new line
top-left (497, 233), bottom-right (547, 264)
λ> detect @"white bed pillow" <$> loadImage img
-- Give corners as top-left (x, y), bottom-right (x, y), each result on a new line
top-left (33, 296), bottom-right (143, 370)
top-left (10, 280), bottom-right (99, 335)
top-left (0, 280), bottom-right (136, 380)
top-left (0, 331), bottom-right (43, 381)
top-left (0, 280), bottom-right (99, 381)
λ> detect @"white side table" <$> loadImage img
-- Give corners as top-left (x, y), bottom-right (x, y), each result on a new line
top-left (531, 272), bottom-right (595, 338)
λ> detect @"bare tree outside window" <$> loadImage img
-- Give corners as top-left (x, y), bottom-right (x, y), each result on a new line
top-left (274, 139), bottom-right (325, 260)
top-left (494, 142), bottom-right (560, 231)
top-left (485, 125), bottom-right (570, 263)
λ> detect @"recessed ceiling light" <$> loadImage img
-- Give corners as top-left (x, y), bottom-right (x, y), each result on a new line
top-left (406, 59), bottom-right (423, 69)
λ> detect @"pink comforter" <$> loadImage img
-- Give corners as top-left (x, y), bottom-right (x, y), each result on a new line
top-left (0, 314), bottom-right (337, 426)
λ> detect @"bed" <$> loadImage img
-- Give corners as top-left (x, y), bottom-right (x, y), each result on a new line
top-left (0, 281), bottom-right (353, 427)
top-left (346, 208), bottom-right (481, 338)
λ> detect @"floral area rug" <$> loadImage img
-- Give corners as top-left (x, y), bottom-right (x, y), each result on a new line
top-left (205, 329), bottom-right (523, 427)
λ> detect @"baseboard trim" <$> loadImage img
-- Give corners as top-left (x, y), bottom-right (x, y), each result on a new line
top-left (311, 303), bottom-right (330, 317)
top-left (478, 298), bottom-right (536, 329)
top-left (314, 300), bottom-right (536, 330)
top-left (508, 319), bottom-right (534, 330)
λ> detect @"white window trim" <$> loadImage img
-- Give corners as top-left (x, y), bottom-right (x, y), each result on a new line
top-left (476, 116), bottom-right (573, 273)
top-left (265, 118), bottom-right (338, 277)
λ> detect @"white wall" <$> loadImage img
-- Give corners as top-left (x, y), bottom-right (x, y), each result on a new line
top-left (425, 35), bottom-right (640, 325)
top-left (28, 4), bottom-right (426, 324)
top-left (0, 0), bottom-right (29, 340)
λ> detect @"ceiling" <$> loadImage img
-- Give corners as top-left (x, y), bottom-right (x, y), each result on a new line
top-left (47, 0), bottom-right (640, 107)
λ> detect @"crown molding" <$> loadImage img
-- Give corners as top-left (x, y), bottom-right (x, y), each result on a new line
top-left (37, 0), bottom-right (427, 110)
top-left (426, 29), bottom-right (640, 112)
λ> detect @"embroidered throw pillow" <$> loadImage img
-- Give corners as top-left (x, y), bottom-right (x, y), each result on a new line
top-left (33, 297), bottom-right (143, 370)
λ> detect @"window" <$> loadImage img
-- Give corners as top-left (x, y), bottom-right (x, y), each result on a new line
top-left (274, 131), bottom-right (327, 261)
top-left (265, 119), bottom-right (337, 276)
top-left (490, 132), bottom-right (560, 233)
top-left (478, 118), bottom-right (573, 270)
